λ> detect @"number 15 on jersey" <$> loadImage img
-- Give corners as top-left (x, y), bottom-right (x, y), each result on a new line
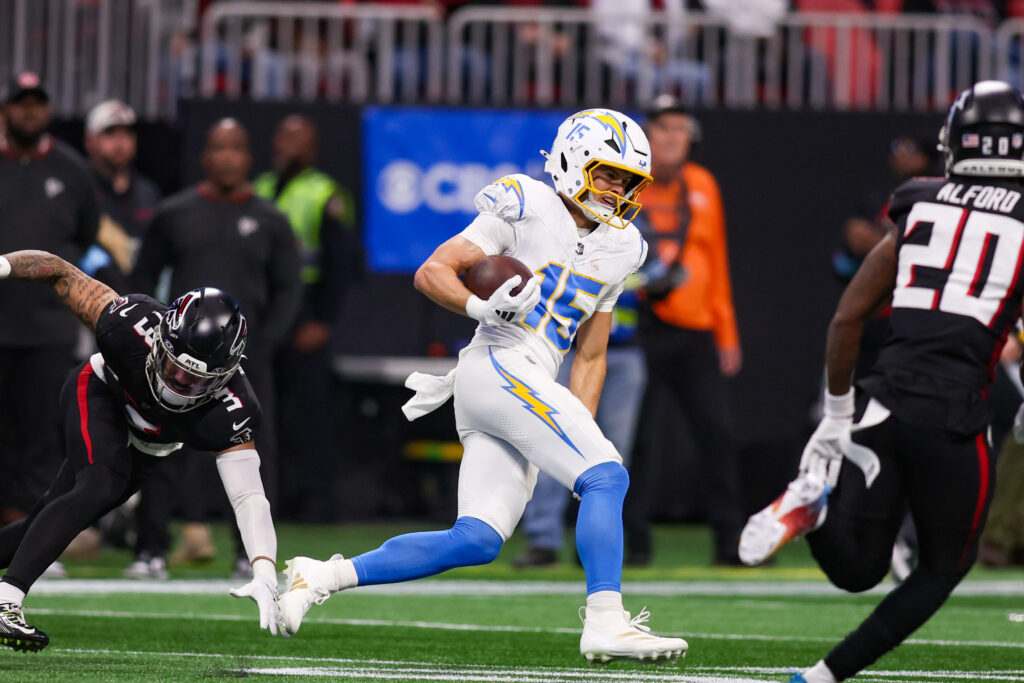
top-left (522, 263), bottom-right (605, 352)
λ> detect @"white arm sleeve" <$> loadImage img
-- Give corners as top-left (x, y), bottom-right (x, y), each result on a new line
top-left (459, 213), bottom-right (516, 256)
top-left (217, 448), bottom-right (277, 581)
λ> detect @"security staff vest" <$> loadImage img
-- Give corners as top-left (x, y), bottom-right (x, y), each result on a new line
top-left (253, 168), bottom-right (345, 284)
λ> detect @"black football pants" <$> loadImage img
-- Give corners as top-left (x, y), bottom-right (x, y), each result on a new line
top-left (809, 394), bottom-right (996, 680)
top-left (0, 362), bottom-right (157, 592)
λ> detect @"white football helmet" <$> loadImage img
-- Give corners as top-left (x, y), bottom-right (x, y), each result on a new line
top-left (543, 109), bottom-right (653, 227)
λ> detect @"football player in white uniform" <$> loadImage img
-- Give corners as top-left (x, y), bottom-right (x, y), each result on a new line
top-left (278, 109), bottom-right (688, 661)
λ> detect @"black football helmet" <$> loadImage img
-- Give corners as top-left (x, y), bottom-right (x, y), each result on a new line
top-left (939, 80), bottom-right (1024, 178)
top-left (145, 287), bottom-right (247, 412)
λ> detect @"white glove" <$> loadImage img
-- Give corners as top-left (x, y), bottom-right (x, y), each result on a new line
top-left (1014, 403), bottom-right (1024, 443)
top-left (799, 389), bottom-right (854, 488)
top-left (0, 256), bottom-right (10, 279)
top-left (465, 274), bottom-right (542, 326)
top-left (230, 573), bottom-right (287, 637)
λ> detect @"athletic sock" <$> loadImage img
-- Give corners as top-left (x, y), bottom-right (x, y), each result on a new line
top-left (0, 580), bottom-right (26, 607)
top-left (329, 558), bottom-right (359, 591)
top-left (803, 660), bottom-right (838, 683)
top-left (585, 590), bottom-right (624, 615)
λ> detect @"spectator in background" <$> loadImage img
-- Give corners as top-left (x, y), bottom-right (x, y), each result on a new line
top-left (253, 115), bottom-right (359, 521)
top-left (623, 95), bottom-right (745, 567)
top-left (513, 290), bottom-right (647, 568)
top-left (833, 134), bottom-right (938, 381)
top-left (132, 118), bottom-right (301, 577)
top-left (0, 73), bottom-right (99, 559)
top-left (78, 100), bottom-right (167, 575)
top-left (81, 100), bottom-right (162, 291)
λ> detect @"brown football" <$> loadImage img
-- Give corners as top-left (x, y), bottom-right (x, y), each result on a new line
top-left (464, 255), bottom-right (534, 299)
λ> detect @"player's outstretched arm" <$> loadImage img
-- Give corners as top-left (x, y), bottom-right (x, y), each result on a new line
top-left (216, 443), bottom-right (284, 637)
top-left (413, 236), bottom-right (487, 315)
top-left (825, 230), bottom-right (898, 395)
top-left (0, 249), bottom-right (118, 331)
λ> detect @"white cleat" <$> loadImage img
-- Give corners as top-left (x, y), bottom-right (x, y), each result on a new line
top-left (738, 472), bottom-right (830, 566)
top-left (277, 554), bottom-right (343, 636)
top-left (579, 606), bottom-right (688, 662)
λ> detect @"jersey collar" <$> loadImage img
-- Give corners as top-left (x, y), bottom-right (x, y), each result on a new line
top-left (197, 182), bottom-right (253, 205)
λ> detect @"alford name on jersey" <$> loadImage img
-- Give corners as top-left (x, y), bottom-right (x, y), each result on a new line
top-left (936, 181), bottom-right (1022, 212)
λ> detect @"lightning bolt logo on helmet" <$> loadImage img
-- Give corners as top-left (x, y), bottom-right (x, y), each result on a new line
top-left (542, 108), bottom-right (652, 228)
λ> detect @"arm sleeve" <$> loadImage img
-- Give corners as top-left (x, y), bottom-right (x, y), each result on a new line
top-left (259, 216), bottom-right (303, 344)
top-left (705, 176), bottom-right (740, 351)
top-left (216, 448), bottom-right (277, 570)
top-left (130, 211), bottom-right (170, 296)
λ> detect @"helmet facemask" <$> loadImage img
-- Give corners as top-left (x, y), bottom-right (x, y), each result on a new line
top-left (145, 325), bottom-right (240, 413)
top-left (573, 160), bottom-right (652, 227)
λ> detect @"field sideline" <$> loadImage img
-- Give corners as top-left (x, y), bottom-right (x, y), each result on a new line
top-left (1, 523), bottom-right (1022, 681)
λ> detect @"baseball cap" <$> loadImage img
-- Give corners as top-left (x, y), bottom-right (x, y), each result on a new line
top-left (3, 71), bottom-right (48, 103)
top-left (86, 100), bottom-right (137, 135)
top-left (646, 93), bottom-right (691, 121)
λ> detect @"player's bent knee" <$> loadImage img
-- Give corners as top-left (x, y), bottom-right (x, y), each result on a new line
top-left (451, 517), bottom-right (504, 565)
top-left (573, 461), bottom-right (629, 498)
top-left (829, 563), bottom-right (890, 593)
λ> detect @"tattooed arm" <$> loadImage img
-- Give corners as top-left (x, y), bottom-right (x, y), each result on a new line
top-left (0, 250), bottom-right (119, 331)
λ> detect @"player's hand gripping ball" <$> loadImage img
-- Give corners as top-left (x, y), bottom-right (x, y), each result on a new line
top-left (464, 255), bottom-right (541, 326)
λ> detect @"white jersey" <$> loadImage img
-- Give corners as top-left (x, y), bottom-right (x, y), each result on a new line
top-left (459, 174), bottom-right (648, 377)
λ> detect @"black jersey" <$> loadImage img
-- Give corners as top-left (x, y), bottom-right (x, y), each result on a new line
top-left (860, 176), bottom-right (1024, 435)
top-left (92, 294), bottom-right (262, 455)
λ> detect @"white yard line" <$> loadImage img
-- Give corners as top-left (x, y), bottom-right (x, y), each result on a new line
top-left (29, 578), bottom-right (1024, 597)
top-left (44, 649), bottom-right (1024, 682)
top-left (32, 607), bottom-right (1024, 649)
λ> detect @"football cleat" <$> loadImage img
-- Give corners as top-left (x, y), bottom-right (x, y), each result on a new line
top-left (123, 554), bottom-right (169, 580)
top-left (739, 472), bottom-right (830, 566)
top-left (277, 555), bottom-right (343, 636)
top-left (39, 561), bottom-right (67, 580)
top-left (579, 606), bottom-right (688, 662)
top-left (0, 603), bottom-right (49, 652)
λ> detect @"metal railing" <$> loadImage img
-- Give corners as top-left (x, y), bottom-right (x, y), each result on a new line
top-left (447, 7), bottom-right (993, 111)
top-left (0, 1), bottom-right (1017, 118)
top-left (0, 0), bottom-right (197, 120)
top-left (199, 2), bottom-right (445, 104)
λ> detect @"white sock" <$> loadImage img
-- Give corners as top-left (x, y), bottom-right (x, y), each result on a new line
top-left (585, 590), bottom-right (624, 615)
top-left (803, 660), bottom-right (838, 683)
top-left (329, 558), bottom-right (359, 592)
top-left (0, 581), bottom-right (26, 607)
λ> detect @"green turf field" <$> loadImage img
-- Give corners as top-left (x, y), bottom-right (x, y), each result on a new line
top-left (3, 523), bottom-right (1023, 682)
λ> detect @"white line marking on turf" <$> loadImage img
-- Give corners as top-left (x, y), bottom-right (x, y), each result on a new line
top-left (50, 649), bottom-right (768, 682)
top-left (34, 608), bottom-right (1024, 649)
top-left (29, 578), bottom-right (1024, 597)
top-left (703, 667), bottom-right (1024, 682)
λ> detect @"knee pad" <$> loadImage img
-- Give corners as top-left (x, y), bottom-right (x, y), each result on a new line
top-left (573, 462), bottom-right (629, 498)
top-left (450, 517), bottom-right (503, 565)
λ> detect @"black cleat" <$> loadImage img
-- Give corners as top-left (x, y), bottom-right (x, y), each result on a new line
top-left (0, 603), bottom-right (49, 652)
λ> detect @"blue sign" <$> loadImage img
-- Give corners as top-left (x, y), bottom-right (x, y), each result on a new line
top-left (363, 107), bottom-right (569, 272)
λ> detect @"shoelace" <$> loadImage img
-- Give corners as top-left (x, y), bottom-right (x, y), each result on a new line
top-left (577, 605), bottom-right (653, 633)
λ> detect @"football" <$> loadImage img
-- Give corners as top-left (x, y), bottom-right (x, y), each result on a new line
top-left (464, 255), bottom-right (534, 299)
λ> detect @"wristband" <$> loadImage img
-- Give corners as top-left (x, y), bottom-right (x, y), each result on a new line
top-left (465, 294), bottom-right (487, 322)
top-left (0, 256), bottom-right (10, 279)
top-left (823, 388), bottom-right (855, 419)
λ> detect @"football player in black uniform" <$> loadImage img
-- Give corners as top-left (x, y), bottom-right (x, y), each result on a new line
top-left (739, 80), bottom-right (1024, 682)
top-left (0, 249), bottom-right (284, 651)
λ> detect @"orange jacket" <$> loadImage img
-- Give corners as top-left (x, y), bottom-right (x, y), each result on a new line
top-left (641, 162), bottom-right (740, 351)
